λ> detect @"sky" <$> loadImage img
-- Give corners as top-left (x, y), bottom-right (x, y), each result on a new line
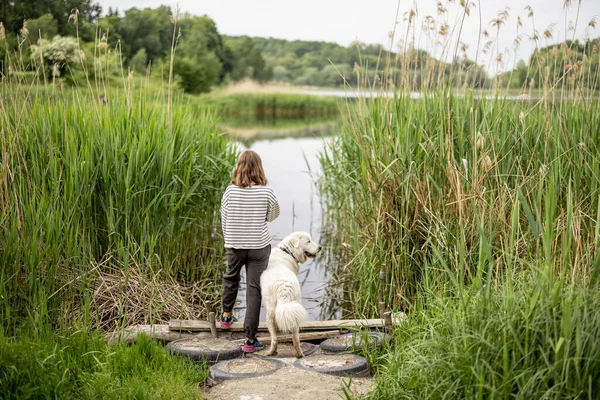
top-left (96, 0), bottom-right (600, 73)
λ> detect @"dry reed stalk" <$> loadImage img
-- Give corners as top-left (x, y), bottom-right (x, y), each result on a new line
top-left (90, 263), bottom-right (213, 332)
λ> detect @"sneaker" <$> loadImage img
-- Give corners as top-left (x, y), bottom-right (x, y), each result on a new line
top-left (220, 314), bottom-right (232, 329)
top-left (242, 338), bottom-right (264, 352)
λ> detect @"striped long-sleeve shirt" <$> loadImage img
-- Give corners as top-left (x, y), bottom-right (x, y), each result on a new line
top-left (220, 184), bottom-right (280, 249)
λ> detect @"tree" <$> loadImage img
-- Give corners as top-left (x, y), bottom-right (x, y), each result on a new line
top-left (273, 66), bottom-right (289, 82)
top-left (25, 15), bottom-right (58, 42)
top-left (177, 15), bottom-right (230, 83)
top-left (97, 13), bottom-right (122, 50)
top-left (173, 54), bottom-right (220, 94)
top-left (129, 48), bottom-right (148, 74)
top-left (227, 36), bottom-right (270, 82)
top-left (119, 6), bottom-right (172, 63)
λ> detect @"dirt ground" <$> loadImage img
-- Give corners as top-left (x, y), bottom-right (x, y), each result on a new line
top-left (204, 343), bottom-right (373, 400)
top-left (204, 362), bottom-right (373, 400)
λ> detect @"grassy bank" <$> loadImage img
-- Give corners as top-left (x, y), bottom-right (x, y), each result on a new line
top-left (0, 332), bottom-right (208, 399)
top-left (201, 92), bottom-right (340, 117)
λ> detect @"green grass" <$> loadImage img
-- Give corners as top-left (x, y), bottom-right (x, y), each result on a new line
top-left (322, 93), bottom-right (600, 398)
top-left (0, 331), bottom-right (208, 399)
top-left (365, 276), bottom-right (600, 399)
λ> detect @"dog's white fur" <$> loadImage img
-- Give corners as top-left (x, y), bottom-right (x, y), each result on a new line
top-left (260, 231), bottom-right (321, 358)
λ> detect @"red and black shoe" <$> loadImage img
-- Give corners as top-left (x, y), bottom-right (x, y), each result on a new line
top-left (220, 314), bottom-right (232, 329)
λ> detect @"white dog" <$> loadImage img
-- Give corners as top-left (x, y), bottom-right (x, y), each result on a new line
top-left (260, 232), bottom-right (321, 358)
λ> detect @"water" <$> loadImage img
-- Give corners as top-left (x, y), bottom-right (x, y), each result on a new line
top-left (230, 132), bottom-right (335, 322)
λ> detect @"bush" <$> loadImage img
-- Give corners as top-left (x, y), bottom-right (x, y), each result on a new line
top-left (368, 278), bottom-right (600, 399)
top-left (0, 332), bottom-right (208, 399)
top-left (29, 35), bottom-right (83, 78)
top-left (130, 48), bottom-right (148, 74)
top-left (174, 54), bottom-right (221, 94)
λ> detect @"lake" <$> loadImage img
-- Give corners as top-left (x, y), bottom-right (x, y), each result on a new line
top-left (228, 124), bottom-right (338, 322)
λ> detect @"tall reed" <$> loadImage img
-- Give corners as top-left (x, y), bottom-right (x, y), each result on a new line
top-left (321, 93), bottom-right (600, 315)
top-left (0, 12), bottom-right (236, 333)
top-left (320, 0), bottom-right (600, 318)
top-left (320, 1), bottom-right (600, 397)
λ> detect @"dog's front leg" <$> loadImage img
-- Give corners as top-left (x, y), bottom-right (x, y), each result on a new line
top-left (265, 309), bottom-right (278, 356)
top-left (292, 329), bottom-right (304, 358)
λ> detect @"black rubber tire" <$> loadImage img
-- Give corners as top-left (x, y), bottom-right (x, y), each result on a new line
top-left (320, 331), bottom-right (390, 353)
top-left (292, 354), bottom-right (370, 377)
top-left (166, 337), bottom-right (242, 364)
top-left (251, 341), bottom-right (319, 358)
top-left (209, 357), bottom-right (287, 381)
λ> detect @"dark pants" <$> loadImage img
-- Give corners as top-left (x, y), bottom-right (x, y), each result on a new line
top-left (222, 245), bottom-right (271, 339)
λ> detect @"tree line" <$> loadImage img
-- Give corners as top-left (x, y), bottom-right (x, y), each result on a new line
top-left (0, 2), bottom-right (270, 93)
top-left (1, 2), bottom-right (597, 93)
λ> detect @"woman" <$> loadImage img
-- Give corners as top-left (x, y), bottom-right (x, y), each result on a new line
top-left (220, 150), bottom-right (280, 352)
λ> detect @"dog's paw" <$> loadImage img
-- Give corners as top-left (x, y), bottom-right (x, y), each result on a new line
top-left (295, 352), bottom-right (304, 359)
top-left (265, 350), bottom-right (278, 356)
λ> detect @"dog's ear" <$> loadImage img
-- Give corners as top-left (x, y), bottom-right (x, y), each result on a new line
top-left (289, 234), bottom-right (300, 248)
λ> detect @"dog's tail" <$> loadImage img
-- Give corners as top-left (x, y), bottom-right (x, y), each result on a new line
top-left (273, 282), bottom-right (307, 333)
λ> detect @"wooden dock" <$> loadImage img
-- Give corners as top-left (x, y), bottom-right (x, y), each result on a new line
top-left (106, 314), bottom-right (405, 345)
top-left (169, 316), bottom-right (403, 333)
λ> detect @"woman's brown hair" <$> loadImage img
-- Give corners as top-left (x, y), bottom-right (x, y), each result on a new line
top-left (231, 150), bottom-right (268, 187)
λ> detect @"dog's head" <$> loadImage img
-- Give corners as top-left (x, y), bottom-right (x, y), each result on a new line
top-left (279, 231), bottom-right (321, 264)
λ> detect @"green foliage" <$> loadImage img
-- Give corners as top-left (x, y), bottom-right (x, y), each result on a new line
top-left (24, 14), bottom-right (58, 42)
top-left (174, 15), bottom-right (228, 92)
top-left (178, 15), bottom-right (232, 84)
top-left (0, 0), bottom-right (101, 40)
top-left (272, 65), bottom-right (289, 82)
top-left (227, 36), bottom-right (272, 82)
top-left (203, 93), bottom-right (340, 116)
top-left (0, 85), bottom-right (235, 332)
top-left (130, 48), bottom-right (148, 74)
top-left (0, 332), bottom-right (207, 399)
top-left (97, 13), bottom-right (123, 50)
top-left (174, 54), bottom-right (221, 94)
top-left (231, 35), bottom-right (491, 88)
top-left (119, 6), bottom-right (173, 64)
top-left (367, 279), bottom-right (600, 399)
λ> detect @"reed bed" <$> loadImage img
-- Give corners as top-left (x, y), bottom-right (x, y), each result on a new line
top-left (0, 82), bottom-right (235, 335)
top-left (321, 93), bottom-right (600, 315)
top-left (319, 1), bottom-right (600, 397)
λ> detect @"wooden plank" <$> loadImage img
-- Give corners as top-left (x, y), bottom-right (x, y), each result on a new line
top-left (169, 317), bottom-right (404, 332)
top-left (232, 330), bottom-right (340, 345)
top-left (105, 324), bottom-right (215, 345)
